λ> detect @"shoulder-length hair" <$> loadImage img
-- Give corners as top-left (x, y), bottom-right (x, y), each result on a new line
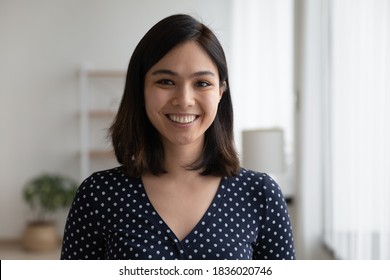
top-left (110, 14), bottom-right (239, 177)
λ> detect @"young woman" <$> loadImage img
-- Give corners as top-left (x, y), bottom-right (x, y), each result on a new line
top-left (61, 14), bottom-right (295, 260)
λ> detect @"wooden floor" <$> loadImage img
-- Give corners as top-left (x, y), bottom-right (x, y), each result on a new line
top-left (0, 241), bottom-right (61, 260)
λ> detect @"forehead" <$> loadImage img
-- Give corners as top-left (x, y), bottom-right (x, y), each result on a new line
top-left (147, 41), bottom-right (218, 76)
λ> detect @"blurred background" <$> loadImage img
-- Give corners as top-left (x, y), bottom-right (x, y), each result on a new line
top-left (0, 0), bottom-right (389, 260)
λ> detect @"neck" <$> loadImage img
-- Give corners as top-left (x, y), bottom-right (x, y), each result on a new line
top-left (162, 139), bottom-right (204, 177)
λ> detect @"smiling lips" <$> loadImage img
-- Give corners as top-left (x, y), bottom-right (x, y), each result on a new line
top-left (167, 114), bottom-right (199, 124)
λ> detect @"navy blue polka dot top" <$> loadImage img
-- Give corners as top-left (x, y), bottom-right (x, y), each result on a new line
top-left (61, 167), bottom-right (295, 260)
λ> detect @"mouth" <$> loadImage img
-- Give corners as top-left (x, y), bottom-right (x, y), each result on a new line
top-left (166, 114), bottom-right (199, 124)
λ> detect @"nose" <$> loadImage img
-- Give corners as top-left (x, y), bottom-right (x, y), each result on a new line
top-left (171, 84), bottom-right (195, 108)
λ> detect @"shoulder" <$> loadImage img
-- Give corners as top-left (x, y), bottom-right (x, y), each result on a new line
top-left (230, 168), bottom-right (277, 187)
top-left (76, 166), bottom-right (140, 195)
top-left (228, 168), bottom-right (286, 201)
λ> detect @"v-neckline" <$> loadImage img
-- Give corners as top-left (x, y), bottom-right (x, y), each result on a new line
top-left (138, 176), bottom-right (228, 243)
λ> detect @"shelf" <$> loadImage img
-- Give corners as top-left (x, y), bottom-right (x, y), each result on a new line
top-left (88, 110), bottom-right (116, 117)
top-left (79, 66), bottom-right (124, 180)
top-left (89, 149), bottom-right (115, 157)
top-left (87, 69), bottom-right (126, 78)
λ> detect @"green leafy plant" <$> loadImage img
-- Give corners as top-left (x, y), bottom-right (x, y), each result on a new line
top-left (23, 173), bottom-right (78, 223)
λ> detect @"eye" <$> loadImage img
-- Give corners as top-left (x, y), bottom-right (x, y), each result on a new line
top-left (195, 81), bottom-right (211, 88)
top-left (156, 79), bottom-right (174, 86)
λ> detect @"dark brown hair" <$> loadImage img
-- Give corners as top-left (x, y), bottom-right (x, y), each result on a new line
top-left (110, 14), bottom-right (239, 177)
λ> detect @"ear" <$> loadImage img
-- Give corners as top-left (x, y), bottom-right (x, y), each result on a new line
top-left (219, 81), bottom-right (227, 100)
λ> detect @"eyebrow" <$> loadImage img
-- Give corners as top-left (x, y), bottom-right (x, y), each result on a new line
top-left (151, 69), bottom-right (216, 78)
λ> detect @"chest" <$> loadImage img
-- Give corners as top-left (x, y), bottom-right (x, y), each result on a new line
top-left (96, 175), bottom-right (262, 259)
top-left (142, 176), bottom-right (221, 241)
top-left (102, 196), bottom-right (258, 260)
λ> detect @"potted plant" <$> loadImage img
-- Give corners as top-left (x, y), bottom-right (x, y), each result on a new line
top-left (21, 173), bottom-right (78, 251)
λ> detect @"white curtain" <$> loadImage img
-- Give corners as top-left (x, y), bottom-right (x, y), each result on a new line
top-left (230, 0), bottom-right (295, 197)
top-left (232, 0), bottom-right (390, 259)
top-left (324, 0), bottom-right (390, 259)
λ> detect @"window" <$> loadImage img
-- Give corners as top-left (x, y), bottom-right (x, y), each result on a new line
top-left (323, 0), bottom-right (390, 259)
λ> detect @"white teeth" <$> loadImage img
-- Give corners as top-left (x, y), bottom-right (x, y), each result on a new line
top-left (168, 115), bottom-right (197, 124)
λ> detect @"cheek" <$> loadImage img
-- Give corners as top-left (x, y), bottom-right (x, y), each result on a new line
top-left (144, 91), bottom-right (168, 124)
top-left (203, 95), bottom-right (221, 116)
top-left (144, 85), bottom-right (168, 106)
top-left (144, 91), bottom-right (157, 121)
top-left (144, 87), bottom-right (157, 109)
top-left (145, 106), bottom-right (159, 129)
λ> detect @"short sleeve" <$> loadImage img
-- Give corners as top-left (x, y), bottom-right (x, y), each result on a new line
top-left (252, 174), bottom-right (295, 260)
top-left (60, 174), bottom-right (105, 259)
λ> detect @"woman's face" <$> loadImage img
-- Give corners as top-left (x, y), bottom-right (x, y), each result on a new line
top-left (144, 41), bottom-right (224, 149)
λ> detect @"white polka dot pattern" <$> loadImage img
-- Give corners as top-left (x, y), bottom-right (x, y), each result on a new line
top-left (60, 167), bottom-right (295, 260)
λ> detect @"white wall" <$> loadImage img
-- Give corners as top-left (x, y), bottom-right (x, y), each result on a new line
top-left (0, 0), bottom-right (232, 239)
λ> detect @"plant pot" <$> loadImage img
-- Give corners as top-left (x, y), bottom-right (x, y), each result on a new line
top-left (21, 222), bottom-right (60, 251)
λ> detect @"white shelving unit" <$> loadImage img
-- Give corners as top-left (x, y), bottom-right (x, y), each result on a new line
top-left (79, 65), bottom-right (126, 180)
